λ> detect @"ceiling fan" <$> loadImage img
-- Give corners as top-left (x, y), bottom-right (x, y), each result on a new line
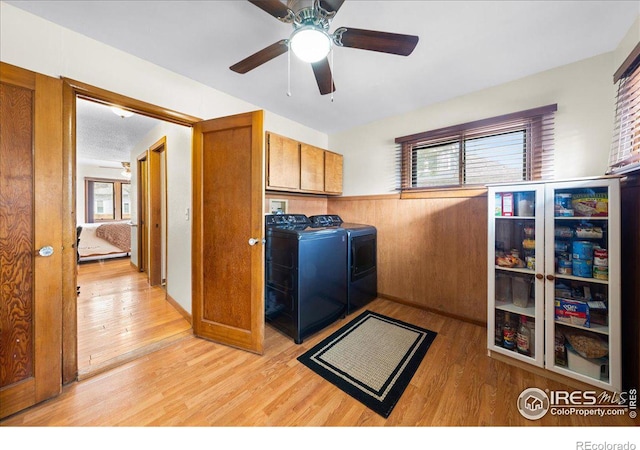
top-left (230, 0), bottom-right (419, 95)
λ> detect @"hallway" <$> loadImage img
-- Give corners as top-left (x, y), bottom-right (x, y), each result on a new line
top-left (77, 258), bottom-right (192, 379)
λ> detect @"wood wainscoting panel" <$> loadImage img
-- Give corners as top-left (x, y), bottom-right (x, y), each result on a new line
top-left (328, 194), bottom-right (488, 324)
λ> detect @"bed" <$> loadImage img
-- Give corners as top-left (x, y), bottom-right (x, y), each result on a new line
top-left (78, 221), bottom-right (131, 262)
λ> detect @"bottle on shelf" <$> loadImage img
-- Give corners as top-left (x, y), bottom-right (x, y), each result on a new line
top-left (503, 312), bottom-right (516, 351)
top-left (517, 315), bottom-right (531, 356)
top-left (495, 310), bottom-right (504, 346)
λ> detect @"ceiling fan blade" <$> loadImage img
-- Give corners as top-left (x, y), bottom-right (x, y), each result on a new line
top-left (248, 0), bottom-right (291, 20)
top-left (230, 40), bottom-right (289, 74)
top-left (311, 58), bottom-right (336, 95)
top-left (318, 0), bottom-right (345, 14)
top-left (335, 27), bottom-right (419, 56)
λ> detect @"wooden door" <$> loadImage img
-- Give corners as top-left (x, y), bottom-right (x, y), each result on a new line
top-left (0, 63), bottom-right (63, 419)
top-left (300, 143), bottom-right (325, 192)
top-left (266, 132), bottom-right (300, 190)
top-left (148, 137), bottom-right (166, 287)
top-left (192, 111), bottom-right (265, 354)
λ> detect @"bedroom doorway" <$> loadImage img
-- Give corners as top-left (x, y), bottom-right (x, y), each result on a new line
top-left (137, 137), bottom-right (168, 288)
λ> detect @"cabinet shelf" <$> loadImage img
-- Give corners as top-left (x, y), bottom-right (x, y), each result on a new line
top-left (496, 300), bottom-right (536, 318)
top-left (495, 215), bottom-right (535, 220)
top-left (550, 364), bottom-right (610, 385)
top-left (554, 273), bottom-right (608, 285)
top-left (554, 216), bottom-right (609, 220)
top-left (555, 320), bottom-right (609, 336)
top-left (495, 266), bottom-right (536, 275)
top-left (490, 345), bottom-right (537, 363)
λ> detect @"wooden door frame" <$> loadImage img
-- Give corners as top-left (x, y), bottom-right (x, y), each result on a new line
top-left (136, 151), bottom-right (149, 274)
top-left (61, 78), bottom-right (200, 383)
top-left (148, 137), bottom-right (167, 287)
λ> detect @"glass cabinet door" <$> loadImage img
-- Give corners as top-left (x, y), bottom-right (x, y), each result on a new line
top-left (488, 184), bottom-right (545, 367)
top-left (544, 179), bottom-right (621, 391)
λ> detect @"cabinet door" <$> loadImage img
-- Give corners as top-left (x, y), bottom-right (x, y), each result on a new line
top-left (487, 184), bottom-right (545, 368)
top-left (267, 132), bottom-right (300, 190)
top-left (544, 178), bottom-right (621, 391)
top-left (300, 144), bottom-right (325, 192)
top-left (324, 151), bottom-right (343, 195)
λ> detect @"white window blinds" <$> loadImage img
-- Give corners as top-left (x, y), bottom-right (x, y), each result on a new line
top-left (608, 42), bottom-right (640, 175)
top-left (395, 104), bottom-right (557, 190)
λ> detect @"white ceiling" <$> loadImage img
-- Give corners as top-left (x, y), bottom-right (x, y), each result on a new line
top-left (7, 1), bottom-right (639, 161)
top-left (76, 98), bottom-right (161, 165)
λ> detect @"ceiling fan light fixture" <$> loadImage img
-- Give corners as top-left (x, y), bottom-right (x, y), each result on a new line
top-left (110, 106), bottom-right (133, 118)
top-left (289, 26), bottom-right (331, 63)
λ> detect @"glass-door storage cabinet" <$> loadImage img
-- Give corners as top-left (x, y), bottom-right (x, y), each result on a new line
top-left (487, 177), bottom-right (621, 391)
top-left (488, 184), bottom-right (546, 368)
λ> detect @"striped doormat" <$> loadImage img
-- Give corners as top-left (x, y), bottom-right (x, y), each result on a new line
top-left (297, 310), bottom-right (437, 418)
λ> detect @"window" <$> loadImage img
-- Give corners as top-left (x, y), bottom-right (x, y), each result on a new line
top-left (85, 178), bottom-right (131, 223)
top-left (121, 183), bottom-right (131, 219)
top-left (608, 42), bottom-right (640, 175)
top-left (395, 105), bottom-right (557, 190)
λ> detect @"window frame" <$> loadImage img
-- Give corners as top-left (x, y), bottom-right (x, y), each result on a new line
top-left (84, 177), bottom-right (131, 223)
top-left (395, 104), bottom-right (557, 192)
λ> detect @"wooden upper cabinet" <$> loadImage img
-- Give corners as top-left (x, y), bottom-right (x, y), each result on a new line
top-left (266, 132), bottom-right (300, 190)
top-left (324, 151), bottom-right (343, 195)
top-left (265, 130), bottom-right (342, 195)
top-left (300, 144), bottom-right (325, 192)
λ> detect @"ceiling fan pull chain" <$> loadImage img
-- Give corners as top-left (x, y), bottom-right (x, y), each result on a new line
top-left (287, 45), bottom-right (292, 97)
top-left (330, 48), bottom-right (334, 102)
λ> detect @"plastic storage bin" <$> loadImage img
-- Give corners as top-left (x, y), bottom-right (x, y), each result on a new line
top-left (512, 275), bottom-right (531, 308)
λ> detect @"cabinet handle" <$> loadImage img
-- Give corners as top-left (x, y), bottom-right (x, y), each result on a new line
top-left (535, 273), bottom-right (544, 280)
top-left (546, 274), bottom-right (555, 281)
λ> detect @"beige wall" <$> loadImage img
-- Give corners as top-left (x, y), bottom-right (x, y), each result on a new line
top-left (329, 49), bottom-right (630, 196)
top-left (613, 15), bottom-right (640, 71)
top-left (128, 121), bottom-right (193, 313)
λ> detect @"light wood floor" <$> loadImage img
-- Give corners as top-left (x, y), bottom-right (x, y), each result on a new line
top-left (2, 261), bottom-right (637, 430)
top-left (76, 258), bottom-right (192, 379)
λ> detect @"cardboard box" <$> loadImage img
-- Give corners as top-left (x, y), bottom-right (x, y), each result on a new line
top-left (502, 193), bottom-right (514, 216)
top-left (495, 193), bottom-right (502, 216)
top-left (555, 298), bottom-right (590, 328)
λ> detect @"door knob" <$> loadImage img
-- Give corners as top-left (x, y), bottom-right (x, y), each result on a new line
top-left (248, 238), bottom-right (262, 246)
top-left (38, 246), bottom-right (54, 257)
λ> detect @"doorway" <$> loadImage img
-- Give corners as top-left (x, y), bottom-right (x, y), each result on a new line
top-left (61, 78), bottom-right (266, 387)
top-left (74, 96), bottom-right (189, 379)
top-left (136, 139), bottom-right (167, 288)
top-left (139, 137), bottom-right (168, 288)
